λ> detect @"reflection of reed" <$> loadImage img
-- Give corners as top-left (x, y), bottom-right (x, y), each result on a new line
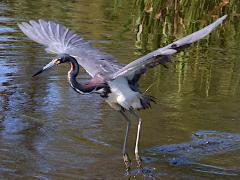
top-left (0, 90), bottom-right (11, 121)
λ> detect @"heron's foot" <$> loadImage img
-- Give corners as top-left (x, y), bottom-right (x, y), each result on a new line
top-left (123, 153), bottom-right (131, 171)
top-left (135, 153), bottom-right (142, 168)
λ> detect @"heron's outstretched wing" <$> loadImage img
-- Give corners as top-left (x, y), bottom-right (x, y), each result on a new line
top-left (111, 15), bottom-right (227, 80)
top-left (18, 20), bottom-right (122, 77)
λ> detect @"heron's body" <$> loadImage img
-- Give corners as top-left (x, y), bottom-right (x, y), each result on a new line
top-left (18, 15), bottom-right (227, 170)
top-left (106, 77), bottom-right (142, 110)
top-left (64, 55), bottom-right (153, 111)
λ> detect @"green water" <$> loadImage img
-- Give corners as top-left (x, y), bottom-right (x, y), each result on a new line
top-left (0, 0), bottom-right (240, 179)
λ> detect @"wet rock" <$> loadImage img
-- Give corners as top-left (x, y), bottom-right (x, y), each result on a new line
top-left (146, 130), bottom-right (240, 165)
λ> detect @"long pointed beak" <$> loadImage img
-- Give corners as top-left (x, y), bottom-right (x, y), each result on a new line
top-left (32, 59), bottom-right (59, 77)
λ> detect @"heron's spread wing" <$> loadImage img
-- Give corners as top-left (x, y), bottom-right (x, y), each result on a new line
top-left (18, 20), bottom-right (122, 77)
top-left (111, 15), bottom-right (227, 80)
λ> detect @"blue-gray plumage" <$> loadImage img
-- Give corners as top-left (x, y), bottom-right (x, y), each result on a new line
top-left (18, 15), bottom-right (227, 170)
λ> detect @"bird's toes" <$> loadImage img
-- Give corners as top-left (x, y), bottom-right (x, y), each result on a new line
top-left (123, 153), bottom-right (131, 172)
top-left (135, 153), bottom-right (142, 168)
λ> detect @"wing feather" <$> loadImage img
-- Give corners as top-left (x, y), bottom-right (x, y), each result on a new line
top-left (18, 20), bottom-right (121, 77)
top-left (112, 15), bottom-right (227, 80)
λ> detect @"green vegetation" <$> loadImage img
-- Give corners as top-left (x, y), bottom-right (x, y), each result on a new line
top-left (133, 0), bottom-right (239, 51)
top-left (132, 0), bottom-right (240, 98)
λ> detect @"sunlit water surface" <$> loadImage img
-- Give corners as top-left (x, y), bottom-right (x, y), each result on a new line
top-left (0, 0), bottom-right (240, 179)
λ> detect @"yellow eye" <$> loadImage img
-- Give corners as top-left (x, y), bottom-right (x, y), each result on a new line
top-left (55, 60), bottom-right (61, 65)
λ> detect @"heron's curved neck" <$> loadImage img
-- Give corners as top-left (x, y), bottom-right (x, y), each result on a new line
top-left (67, 57), bottom-right (95, 94)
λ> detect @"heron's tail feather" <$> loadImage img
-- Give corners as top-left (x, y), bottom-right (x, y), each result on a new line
top-left (140, 95), bottom-right (156, 109)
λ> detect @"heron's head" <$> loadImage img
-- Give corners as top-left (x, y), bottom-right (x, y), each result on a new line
top-left (32, 54), bottom-right (72, 77)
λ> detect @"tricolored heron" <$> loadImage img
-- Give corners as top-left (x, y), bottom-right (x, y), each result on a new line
top-left (18, 15), bottom-right (227, 170)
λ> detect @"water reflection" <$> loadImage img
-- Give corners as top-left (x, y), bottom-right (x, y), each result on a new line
top-left (0, 0), bottom-right (240, 179)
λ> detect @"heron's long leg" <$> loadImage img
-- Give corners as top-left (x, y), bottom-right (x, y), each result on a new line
top-left (119, 110), bottom-right (131, 170)
top-left (130, 110), bottom-right (142, 168)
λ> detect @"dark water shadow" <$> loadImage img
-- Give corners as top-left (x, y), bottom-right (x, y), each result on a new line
top-left (126, 130), bottom-right (240, 179)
